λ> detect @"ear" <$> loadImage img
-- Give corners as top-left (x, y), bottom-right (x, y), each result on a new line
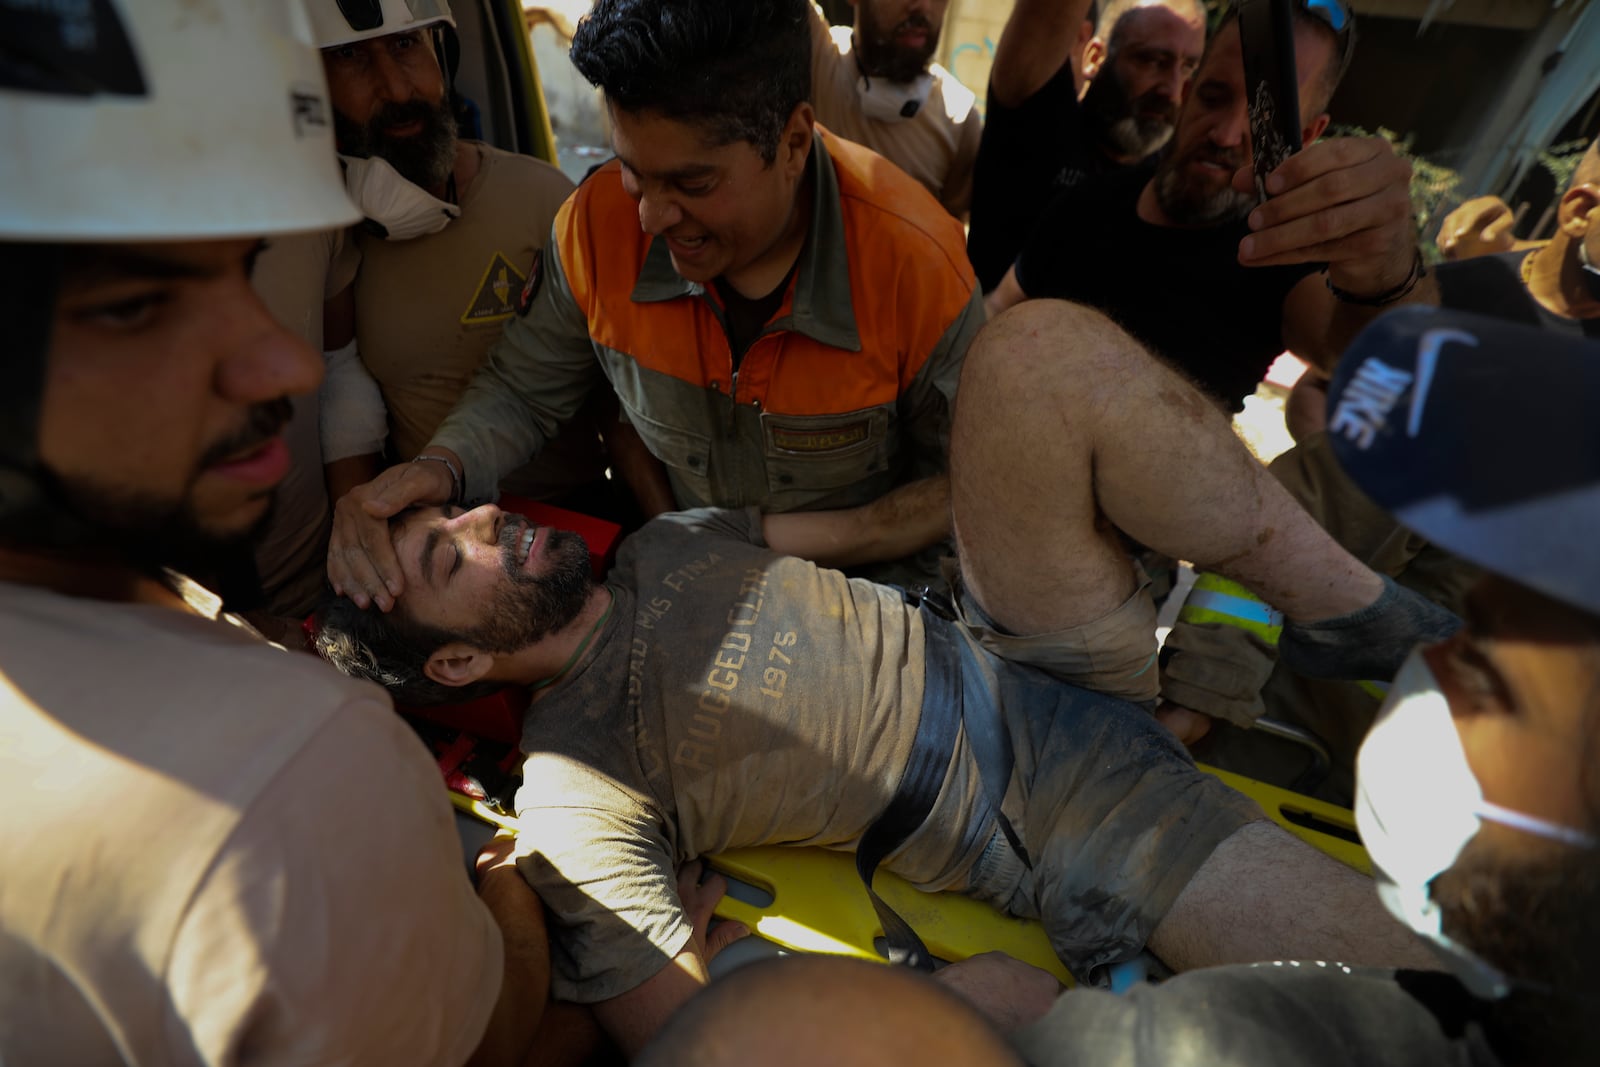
top-left (780, 102), bottom-right (816, 180)
top-left (423, 641), bottom-right (497, 689)
top-left (1302, 112), bottom-right (1331, 148)
top-left (1558, 183), bottom-right (1600, 238)
top-left (1083, 36), bottom-right (1108, 82)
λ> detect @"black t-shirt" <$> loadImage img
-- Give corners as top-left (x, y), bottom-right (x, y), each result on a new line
top-left (967, 62), bottom-right (1157, 293)
top-left (714, 263), bottom-right (798, 367)
top-left (1014, 168), bottom-right (1318, 409)
top-left (1436, 249), bottom-right (1600, 339)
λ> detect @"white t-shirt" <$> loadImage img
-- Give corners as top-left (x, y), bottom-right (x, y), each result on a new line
top-left (808, 4), bottom-right (983, 219)
top-left (0, 577), bottom-right (501, 1065)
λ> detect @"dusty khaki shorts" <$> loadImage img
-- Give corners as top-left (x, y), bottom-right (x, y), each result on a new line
top-left (942, 558), bottom-right (1161, 706)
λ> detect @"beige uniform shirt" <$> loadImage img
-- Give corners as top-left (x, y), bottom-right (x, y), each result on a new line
top-left (356, 143), bottom-right (606, 499)
top-left (249, 229), bottom-right (359, 616)
top-left (808, 5), bottom-right (983, 219)
top-left (0, 578), bottom-right (500, 1065)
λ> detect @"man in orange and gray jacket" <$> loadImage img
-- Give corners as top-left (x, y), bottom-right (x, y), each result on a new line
top-left (328, 0), bottom-right (983, 610)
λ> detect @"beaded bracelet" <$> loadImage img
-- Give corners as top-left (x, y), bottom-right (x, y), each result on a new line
top-left (1326, 251), bottom-right (1428, 307)
top-left (411, 453), bottom-right (463, 505)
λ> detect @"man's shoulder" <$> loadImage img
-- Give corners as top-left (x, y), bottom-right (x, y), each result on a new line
top-left (822, 131), bottom-right (974, 284)
top-left (0, 582), bottom-right (397, 773)
top-left (470, 142), bottom-right (576, 210)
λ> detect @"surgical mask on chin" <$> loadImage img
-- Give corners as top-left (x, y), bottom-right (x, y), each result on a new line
top-left (1355, 650), bottom-right (1597, 1000)
top-left (339, 153), bottom-right (460, 241)
top-left (855, 71), bottom-right (933, 123)
top-left (1577, 238), bottom-right (1600, 302)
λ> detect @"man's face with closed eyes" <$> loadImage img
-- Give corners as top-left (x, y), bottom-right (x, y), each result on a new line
top-left (390, 504), bottom-right (593, 652)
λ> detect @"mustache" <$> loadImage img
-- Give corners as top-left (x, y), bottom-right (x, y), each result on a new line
top-left (893, 13), bottom-right (933, 34)
top-left (198, 399), bottom-right (292, 468)
top-left (369, 98), bottom-right (445, 137)
top-left (1187, 145), bottom-right (1247, 171)
top-left (500, 514), bottom-right (531, 572)
top-left (1131, 90), bottom-right (1178, 124)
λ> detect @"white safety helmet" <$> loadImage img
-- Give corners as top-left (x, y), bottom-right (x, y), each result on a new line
top-left (0, 0), bottom-right (358, 242)
top-left (309, 0), bottom-right (455, 50)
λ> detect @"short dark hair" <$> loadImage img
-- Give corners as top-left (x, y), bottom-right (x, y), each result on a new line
top-left (568, 0), bottom-right (811, 163)
top-left (313, 595), bottom-right (506, 707)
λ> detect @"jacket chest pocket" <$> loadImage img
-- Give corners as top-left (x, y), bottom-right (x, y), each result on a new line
top-left (627, 406), bottom-right (716, 503)
top-left (761, 408), bottom-right (893, 494)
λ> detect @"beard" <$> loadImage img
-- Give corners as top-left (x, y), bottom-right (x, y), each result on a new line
top-left (1082, 67), bottom-right (1178, 159)
top-left (38, 398), bottom-right (291, 585)
top-left (462, 516), bottom-right (594, 654)
top-left (334, 95), bottom-right (458, 191)
top-left (1153, 145), bottom-right (1256, 226)
top-left (1429, 833), bottom-right (1600, 1066)
top-left (855, 8), bottom-right (938, 83)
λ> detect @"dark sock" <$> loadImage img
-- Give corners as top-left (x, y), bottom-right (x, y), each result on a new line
top-left (1279, 576), bottom-right (1462, 681)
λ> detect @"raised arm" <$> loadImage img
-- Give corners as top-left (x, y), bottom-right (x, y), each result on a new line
top-left (989, 0), bottom-right (1097, 109)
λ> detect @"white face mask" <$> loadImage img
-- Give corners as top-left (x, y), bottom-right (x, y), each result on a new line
top-left (339, 153), bottom-right (460, 241)
top-left (854, 70), bottom-right (933, 123)
top-left (1355, 649), bottom-right (1597, 999)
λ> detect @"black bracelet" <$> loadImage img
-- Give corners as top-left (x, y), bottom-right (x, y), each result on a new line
top-left (1325, 251), bottom-right (1427, 307)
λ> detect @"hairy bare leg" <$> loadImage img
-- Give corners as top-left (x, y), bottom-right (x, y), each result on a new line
top-left (951, 300), bottom-right (1383, 635)
top-left (1149, 820), bottom-right (1437, 971)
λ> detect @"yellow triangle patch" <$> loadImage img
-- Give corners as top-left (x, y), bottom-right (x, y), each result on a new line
top-left (460, 251), bottom-right (528, 325)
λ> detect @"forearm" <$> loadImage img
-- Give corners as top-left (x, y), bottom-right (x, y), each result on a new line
top-left (602, 413), bottom-right (676, 519)
top-left (990, 0), bottom-right (1096, 107)
top-left (985, 268), bottom-right (1027, 319)
top-left (591, 942), bottom-right (710, 1060)
top-left (467, 867), bottom-right (552, 1067)
top-left (761, 475), bottom-right (951, 568)
top-left (324, 453), bottom-right (382, 507)
top-left (1286, 271), bottom-right (1440, 376)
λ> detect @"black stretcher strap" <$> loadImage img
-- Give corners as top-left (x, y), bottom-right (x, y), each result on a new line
top-left (855, 599), bottom-right (1033, 970)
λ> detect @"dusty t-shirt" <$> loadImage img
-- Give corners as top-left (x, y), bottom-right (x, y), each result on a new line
top-left (0, 578), bottom-right (501, 1064)
top-left (808, 5), bottom-right (982, 219)
top-left (513, 508), bottom-right (991, 1002)
top-left (356, 142), bottom-right (607, 499)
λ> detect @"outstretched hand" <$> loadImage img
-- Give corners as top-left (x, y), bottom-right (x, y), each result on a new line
top-left (1438, 195), bottom-right (1517, 261)
top-left (328, 454), bottom-right (457, 610)
top-left (677, 859), bottom-right (749, 964)
top-left (1235, 135), bottom-right (1417, 297)
top-left (1156, 701), bottom-right (1214, 747)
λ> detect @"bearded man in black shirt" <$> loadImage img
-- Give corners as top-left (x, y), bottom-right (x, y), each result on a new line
top-left (986, 1), bottom-right (1430, 412)
top-left (967, 0), bottom-right (1207, 292)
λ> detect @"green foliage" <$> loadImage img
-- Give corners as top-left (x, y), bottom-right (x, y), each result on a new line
top-left (1328, 124), bottom-right (1462, 265)
top-left (1537, 138), bottom-right (1591, 193)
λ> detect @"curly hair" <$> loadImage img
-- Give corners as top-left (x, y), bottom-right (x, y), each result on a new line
top-left (569, 0), bottom-right (811, 163)
top-left (312, 595), bottom-right (507, 707)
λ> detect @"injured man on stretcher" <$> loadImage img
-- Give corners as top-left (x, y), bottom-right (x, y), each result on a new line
top-left (315, 302), bottom-right (1457, 1055)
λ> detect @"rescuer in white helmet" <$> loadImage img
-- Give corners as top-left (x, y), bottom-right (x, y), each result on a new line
top-left (0, 2), bottom-right (555, 1061)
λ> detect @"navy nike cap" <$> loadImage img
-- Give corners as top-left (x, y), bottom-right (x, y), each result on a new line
top-left (1326, 305), bottom-right (1600, 617)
